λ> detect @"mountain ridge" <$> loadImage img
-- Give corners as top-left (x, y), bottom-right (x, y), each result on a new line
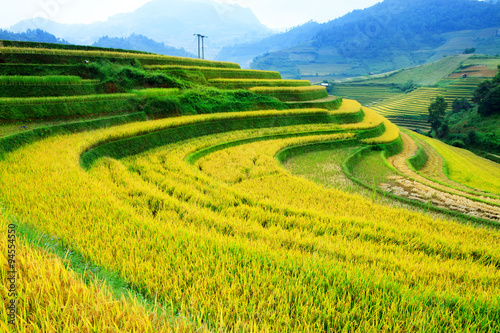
top-left (220, 0), bottom-right (500, 76)
top-left (9, 0), bottom-right (273, 53)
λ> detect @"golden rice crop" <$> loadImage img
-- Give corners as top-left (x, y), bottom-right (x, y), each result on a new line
top-left (1, 109), bottom-right (499, 331)
top-left (332, 98), bottom-right (362, 115)
top-left (0, 212), bottom-right (206, 332)
top-left (340, 106), bottom-right (384, 130)
top-left (361, 117), bottom-right (400, 144)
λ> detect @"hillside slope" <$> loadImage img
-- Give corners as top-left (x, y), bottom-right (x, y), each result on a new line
top-left (244, 0), bottom-right (500, 78)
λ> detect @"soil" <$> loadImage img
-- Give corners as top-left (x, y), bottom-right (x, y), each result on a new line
top-left (448, 66), bottom-right (498, 78)
top-left (382, 132), bottom-right (500, 222)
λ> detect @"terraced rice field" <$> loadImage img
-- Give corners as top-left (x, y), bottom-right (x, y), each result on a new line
top-left (328, 84), bottom-right (402, 105)
top-left (1, 43), bottom-right (500, 332)
top-left (367, 79), bottom-right (484, 130)
top-left (370, 87), bottom-right (441, 117)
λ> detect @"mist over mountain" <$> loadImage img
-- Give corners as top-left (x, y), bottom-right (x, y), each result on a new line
top-left (10, 0), bottom-right (273, 53)
top-left (221, 0), bottom-right (500, 76)
top-left (217, 21), bottom-right (323, 68)
top-left (0, 29), bottom-right (69, 45)
top-left (92, 34), bottom-right (195, 58)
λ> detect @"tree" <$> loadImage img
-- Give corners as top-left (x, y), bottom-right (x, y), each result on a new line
top-left (478, 85), bottom-right (500, 116)
top-left (437, 121), bottom-right (450, 138)
top-left (451, 97), bottom-right (472, 113)
top-left (468, 130), bottom-right (478, 144)
top-left (428, 96), bottom-right (448, 133)
top-left (473, 66), bottom-right (500, 116)
top-left (397, 80), bottom-right (417, 93)
top-left (463, 47), bottom-right (476, 54)
top-left (472, 80), bottom-right (494, 104)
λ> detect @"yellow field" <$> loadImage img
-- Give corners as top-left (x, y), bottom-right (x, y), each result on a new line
top-left (1, 110), bottom-right (499, 331)
top-left (0, 212), bottom-right (204, 332)
top-left (1, 42), bottom-right (499, 331)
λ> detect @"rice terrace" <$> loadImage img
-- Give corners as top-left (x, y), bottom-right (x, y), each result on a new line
top-left (1, 36), bottom-right (500, 333)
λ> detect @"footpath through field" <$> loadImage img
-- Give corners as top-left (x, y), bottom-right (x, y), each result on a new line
top-left (383, 132), bottom-right (500, 221)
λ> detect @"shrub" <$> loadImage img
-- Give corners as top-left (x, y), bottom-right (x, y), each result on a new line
top-left (143, 96), bottom-right (181, 119)
top-left (478, 85), bottom-right (500, 117)
top-left (452, 97), bottom-right (472, 114)
top-left (451, 139), bottom-right (466, 148)
top-left (468, 130), bottom-right (478, 144)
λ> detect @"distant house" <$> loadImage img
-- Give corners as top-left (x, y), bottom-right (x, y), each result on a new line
top-left (320, 83), bottom-right (329, 87)
top-left (369, 72), bottom-right (374, 75)
top-left (462, 73), bottom-right (468, 78)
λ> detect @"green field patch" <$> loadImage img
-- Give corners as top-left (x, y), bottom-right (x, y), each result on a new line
top-left (146, 65), bottom-right (281, 80)
top-left (249, 86), bottom-right (328, 102)
top-left (209, 78), bottom-right (310, 89)
top-left (1, 46), bottom-right (240, 68)
top-left (0, 93), bottom-right (137, 120)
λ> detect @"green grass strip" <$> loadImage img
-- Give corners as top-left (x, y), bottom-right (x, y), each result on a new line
top-left (146, 65), bottom-right (281, 80)
top-left (1, 47), bottom-right (240, 68)
top-left (249, 86), bottom-right (328, 102)
top-left (209, 79), bottom-right (311, 89)
top-left (0, 112), bottom-right (147, 159)
top-left (0, 75), bottom-right (89, 85)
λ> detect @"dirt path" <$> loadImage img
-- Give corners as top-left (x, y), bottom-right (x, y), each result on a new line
top-left (383, 132), bottom-right (500, 222)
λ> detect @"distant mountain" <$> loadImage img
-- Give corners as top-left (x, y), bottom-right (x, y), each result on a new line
top-left (93, 34), bottom-right (195, 58)
top-left (10, 0), bottom-right (273, 55)
top-left (240, 0), bottom-right (500, 78)
top-left (0, 29), bottom-right (69, 44)
top-left (217, 21), bottom-right (323, 68)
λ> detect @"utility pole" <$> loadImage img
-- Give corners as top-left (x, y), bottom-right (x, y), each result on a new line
top-left (194, 34), bottom-right (208, 59)
top-left (202, 35), bottom-right (207, 60)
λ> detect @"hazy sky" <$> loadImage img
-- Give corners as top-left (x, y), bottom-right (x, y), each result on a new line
top-left (0, 0), bottom-right (382, 30)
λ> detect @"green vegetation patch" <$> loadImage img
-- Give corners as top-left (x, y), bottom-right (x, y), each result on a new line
top-left (146, 65), bottom-right (281, 80)
top-left (0, 82), bottom-right (104, 98)
top-left (249, 86), bottom-right (328, 102)
top-left (209, 79), bottom-right (311, 89)
top-left (0, 63), bottom-right (93, 78)
top-left (0, 112), bottom-right (147, 159)
top-left (0, 94), bottom-right (138, 120)
top-left (0, 46), bottom-right (240, 68)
